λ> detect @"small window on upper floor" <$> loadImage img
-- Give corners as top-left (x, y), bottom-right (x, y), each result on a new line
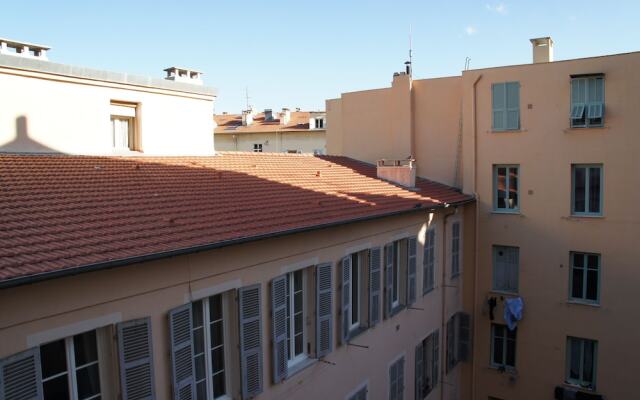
top-left (569, 252), bottom-right (600, 304)
top-left (571, 75), bottom-right (604, 128)
top-left (253, 143), bottom-right (263, 152)
top-left (571, 164), bottom-right (603, 216)
top-left (493, 245), bottom-right (519, 293)
top-left (315, 118), bottom-right (325, 129)
top-left (110, 101), bottom-right (139, 151)
top-left (492, 82), bottom-right (520, 131)
top-left (493, 165), bottom-right (519, 213)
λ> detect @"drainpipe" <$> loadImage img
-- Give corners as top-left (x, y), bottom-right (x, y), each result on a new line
top-left (440, 207), bottom-right (457, 400)
top-left (470, 73), bottom-right (483, 400)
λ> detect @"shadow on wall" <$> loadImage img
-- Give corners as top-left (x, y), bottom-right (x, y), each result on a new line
top-left (0, 116), bottom-right (61, 153)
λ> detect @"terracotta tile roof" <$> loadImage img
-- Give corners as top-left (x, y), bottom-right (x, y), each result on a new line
top-left (214, 111), bottom-right (321, 134)
top-left (0, 152), bottom-right (472, 287)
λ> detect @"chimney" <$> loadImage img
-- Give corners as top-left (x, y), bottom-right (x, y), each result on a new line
top-left (530, 37), bottom-right (554, 63)
top-left (264, 109), bottom-right (274, 121)
top-left (280, 108), bottom-right (291, 125)
top-left (376, 159), bottom-right (417, 188)
top-left (164, 67), bottom-right (204, 85)
top-left (242, 109), bottom-right (254, 126)
top-left (0, 37), bottom-right (50, 60)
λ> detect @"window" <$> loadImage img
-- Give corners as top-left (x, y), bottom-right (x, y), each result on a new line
top-left (566, 337), bottom-right (597, 390)
top-left (286, 149), bottom-right (300, 154)
top-left (349, 253), bottom-right (361, 331)
top-left (451, 222), bottom-right (461, 277)
top-left (571, 76), bottom-right (604, 128)
top-left (570, 252), bottom-right (600, 304)
top-left (415, 330), bottom-right (439, 399)
top-left (492, 82), bottom-right (520, 131)
top-left (315, 118), bottom-right (325, 129)
top-left (493, 165), bottom-right (519, 212)
top-left (253, 143), bottom-right (263, 152)
top-left (572, 164), bottom-right (603, 216)
top-left (491, 324), bottom-right (516, 369)
top-left (110, 101), bottom-right (138, 151)
top-left (341, 249), bottom-right (380, 343)
top-left (423, 229), bottom-right (435, 294)
top-left (492, 246), bottom-right (519, 293)
top-left (347, 383), bottom-right (368, 400)
top-left (392, 241), bottom-right (401, 308)
top-left (388, 356), bottom-right (405, 400)
top-left (384, 238), bottom-right (417, 318)
top-left (192, 294), bottom-right (230, 400)
top-left (40, 329), bottom-right (105, 400)
top-left (286, 270), bottom-right (307, 367)
top-left (446, 312), bottom-right (470, 373)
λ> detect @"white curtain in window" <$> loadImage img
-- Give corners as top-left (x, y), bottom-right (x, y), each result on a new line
top-left (112, 118), bottom-right (130, 149)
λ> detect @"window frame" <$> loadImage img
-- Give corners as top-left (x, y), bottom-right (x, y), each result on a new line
top-left (491, 81), bottom-right (520, 132)
top-left (569, 252), bottom-right (601, 305)
top-left (570, 76), bottom-right (605, 128)
top-left (565, 336), bottom-right (598, 390)
top-left (110, 101), bottom-right (139, 151)
top-left (492, 245), bottom-right (519, 294)
top-left (571, 164), bottom-right (603, 216)
top-left (192, 293), bottom-right (232, 400)
top-left (490, 324), bottom-right (517, 370)
top-left (493, 165), bottom-right (520, 213)
top-left (450, 222), bottom-right (461, 278)
top-left (286, 269), bottom-right (308, 368)
top-left (253, 143), bottom-right (263, 152)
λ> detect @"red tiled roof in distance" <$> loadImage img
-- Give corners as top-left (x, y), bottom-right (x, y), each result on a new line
top-left (214, 111), bottom-right (319, 134)
top-left (0, 152), bottom-right (473, 287)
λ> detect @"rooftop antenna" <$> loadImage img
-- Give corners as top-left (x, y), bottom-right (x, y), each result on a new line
top-left (245, 87), bottom-right (251, 111)
top-left (405, 24), bottom-right (413, 76)
top-left (464, 57), bottom-right (471, 71)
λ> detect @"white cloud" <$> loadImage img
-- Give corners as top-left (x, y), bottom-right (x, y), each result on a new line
top-left (486, 3), bottom-right (508, 15)
top-left (465, 26), bottom-right (478, 35)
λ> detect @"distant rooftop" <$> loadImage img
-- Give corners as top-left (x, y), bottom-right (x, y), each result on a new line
top-left (215, 110), bottom-right (325, 134)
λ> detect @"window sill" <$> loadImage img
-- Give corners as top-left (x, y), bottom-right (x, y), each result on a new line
top-left (490, 210), bottom-right (521, 215)
top-left (567, 214), bottom-right (604, 219)
top-left (488, 364), bottom-right (518, 374)
top-left (451, 272), bottom-right (460, 279)
top-left (490, 290), bottom-right (519, 297)
top-left (488, 129), bottom-right (526, 133)
top-left (287, 357), bottom-right (316, 378)
top-left (563, 381), bottom-right (597, 392)
top-left (348, 326), bottom-right (369, 341)
top-left (567, 300), bottom-right (600, 308)
top-left (564, 125), bottom-right (608, 132)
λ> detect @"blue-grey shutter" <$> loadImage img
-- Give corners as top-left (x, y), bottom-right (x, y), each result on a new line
top-left (457, 313), bottom-right (471, 362)
top-left (415, 342), bottom-right (424, 400)
top-left (239, 284), bottom-right (263, 399)
top-left (423, 230), bottom-right (435, 294)
top-left (432, 330), bottom-right (439, 389)
top-left (384, 243), bottom-right (394, 318)
top-left (397, 357), bottom-right (405, 400)
top-left (0, 348), bottom-right (42, 400)
top-left (506, 82), bottom-right (520, 130)
top-left (340, 256), bottom-right (352, 344)
top-left (117, 318), bottom-right (155, 400)
top-left (446, 316), bottom-right (455, 373)
top-left (270, 275), bottom-right (288, 384)
top-left (168, 304), bottom-right (194, 400)
top-left (369, 247), bottom-right (382, 327)
top-left (389, 360), bottom-right (398, 400)
top-left (407, 237), bottom-right (417, 305)
top-left (492, 83), bottom-right (506, 131)
top-left (316, 263), bottom-right (333, 358)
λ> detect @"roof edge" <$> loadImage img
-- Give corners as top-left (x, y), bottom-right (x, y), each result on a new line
top-left (0, 197), bottom-right (474, 290)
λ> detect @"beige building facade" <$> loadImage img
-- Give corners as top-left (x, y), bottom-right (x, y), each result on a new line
top-left (0, 40), bottom-right (216, 156)
top-left (327, 39), bottom-right (638, 399)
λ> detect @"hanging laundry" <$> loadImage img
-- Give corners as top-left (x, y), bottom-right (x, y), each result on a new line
top-left (504, 297), bottom-right (524, 330)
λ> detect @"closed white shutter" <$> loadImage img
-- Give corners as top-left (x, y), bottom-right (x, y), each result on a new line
top-left (168, 304), bottom-right (194, 400)
top-left (239, 284), bottom-right (263, 399)
top-left (369, 247), bottom-right (382, 326)
top-left (340, 256), bottom-right (352, 344)
top-left (407, 237), bottom-right (417, 305)
top-left (316, 263), bottom-right (333, 358)
top-left (506, 82), bottom-right (520, 130)
top-left (0, 348), bottom-right (42, 400)
top-left (384, 243), bottom-right (394, 319)
top-left (492, 83), bottom-right (506, 131)
top-left (117, 318), bottom-right (155, 400)
top-left (271, 275), bottom-right (288, 383)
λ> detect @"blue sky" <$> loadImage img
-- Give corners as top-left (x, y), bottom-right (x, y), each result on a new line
top-left (4, 1), bottom-right (640, 113)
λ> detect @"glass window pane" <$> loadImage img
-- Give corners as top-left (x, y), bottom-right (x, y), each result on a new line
top-left (506, 337), bottom-right (516, 367)
top-left (294, 270), bottom-right (303, 291)
top-left (209, 295), bottom-right (222, 322)
top-left (587, 255), bottom-right (599, 270)
top-left (352, 262), bottom-right (359, 324)
top-left (213, 371), bottom-right (226, 398)
top-left (574, 167), bottom-right (586, 213)
top-left (73, 330), bottom-right (98, 366)
top-left (40, 339), bottom-right (67, 378)
top-left (569, 339), bottom-right (581, 380)
top-left (493, 335), bottom-right (504, 365)
top-left (294, 334), bottom-right (304, 356)
top-left (508, 168), bottom-right (518, 209)
top-left (588, 167), bottom-right (601, 213)
top-left (193, 327), bottom-right (204, 355)
top-left (211, 320), bottom-right (224, 348)
top-left (76, 363), bottom-right (101, 400)
top-left (192, 300), bottom-right (203, 328)
top-left (586, 270), bottom-right (599, 301)
top-left (496, 168), bottom-right (506, 209)
top-left (211, 347), bottom-right (225, 372)
top-left (572, 268), bottom-right (584, 299)
top-left (583, 341), bottom-right (596, 385)
top-left (43, 374), bottom-right (70, 400)
top-left (196, 381), bottom-right (207, 400)
top-left (194, 353), bottom-right (205, 380)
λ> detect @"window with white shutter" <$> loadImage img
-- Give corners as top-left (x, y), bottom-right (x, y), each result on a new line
top-left (492, 82), bottom-right (520, 131)
top-left (117, 318), bottom-right (155, 400)
top-left (110, 101), bottom-right (139, 151)
top-left (0, 347), bottom-right (42, 400)
top-left (340, 251), bottom-right (372, 342)
top-left (271, 275), bottom-right (288, 384)
top-left (446, 312), bottom-right (471, 373)
top-left (415, 330), bottom-right (439, 400)
top-left (407, 237), bottom-right (417, 305)
top-left (492, 246), bottom-right (519, 293)
top-left (169, 304), bottom-right (195, 400)
top-left (316, 263), bottom-right (333, 358)
top-left (388, 356), bottom-right (405, 400)
top-left (493, 165), bottom-right (520, 212)
top-left (239, 284), bottom-right (263, 399)
top-left (369, 247), bottom-right (382, 327)
top-left (423, 229), bottom-right (435, 295)
top-left (571, 75), bottom-right (604, 128)
top-left (384, 239), bottom-right (410, 319)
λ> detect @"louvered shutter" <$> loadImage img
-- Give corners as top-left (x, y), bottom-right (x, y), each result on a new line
top-left (239, 284), bottom-right (263, 399)
top-left (270, 275), bottom-right (288, 383)
top-left (407, 237), bottom-right (417, 305)
top-left (384, 243), bottom-right (394, 319)
top-left (0, 348), bottom-right (42, 400)
top-left (415, 343), bottom-right (424, 400)
top-left (446, 317), bottom-right (455, 372)
top-left (168, 304), bottom-right (194, 400)
top-left (432, 330), bottom-right (439, 390)
top-left (316, 263), bottom-right (333, 358)
top-left (369, 247), bottom-right (382, 327)
top-left (340, 256), bottom-right (352, 344)
top-left (508, 248), bottom-right (519, 292)
top-left (423, 230), bottom-right (435, 294)
top-left (506, 82), bottom-right (520, 130)
top-left (492, 83), bottom-right (506, 131)
top-left (389, 361), bottom-right (397, 400)
top-left (117, 318), bottom-right (155, 400)
top-left (457, 313), bottom-right (471, 362)
top-left (397, 357), bottom-right (405, 400)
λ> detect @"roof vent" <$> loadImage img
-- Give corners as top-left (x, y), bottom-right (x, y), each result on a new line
top-left (242, 109), bottom-right (254, 126)
top-left (280, 108), bottom-right (290, 125)
top-left (0, 38), bottom-right (50, 60)
top-left (264, 109), bottom-right (274, 121)
top-left (376, 159), bottom-right (416, 188)
top-left (164, 67), bottom-right (203, 85)
top-left (530, 37), bottom-right (554, 63)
